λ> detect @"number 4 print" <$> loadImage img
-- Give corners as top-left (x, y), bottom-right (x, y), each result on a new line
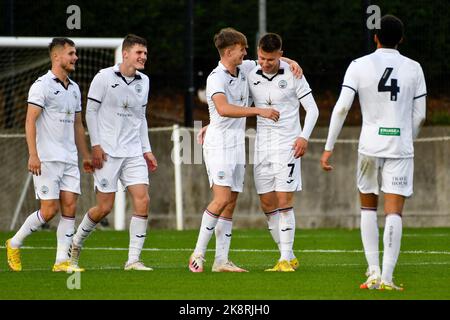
top-left (378, 67), bottom-right (400, 101)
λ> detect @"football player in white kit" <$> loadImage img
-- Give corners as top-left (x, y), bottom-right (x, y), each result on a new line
top-left (321, 15), bottom-right (426, 290)
top-left (189, 28), bottom-right (302, 272)
top-left (6, 38), bottom-right (93, 272)
top-left (249, 33), bottom-right (319, 272)
top-left (69, 35), bottom-right (158, 271)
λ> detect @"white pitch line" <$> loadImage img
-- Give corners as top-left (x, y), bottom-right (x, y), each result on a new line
top-left (1, 262), bottom-right (450, 273)
top-left (0, 246), bottom-right (449, 255)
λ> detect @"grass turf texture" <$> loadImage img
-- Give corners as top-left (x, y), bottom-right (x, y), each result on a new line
top-left (0, 228), bottom-right (449, 300)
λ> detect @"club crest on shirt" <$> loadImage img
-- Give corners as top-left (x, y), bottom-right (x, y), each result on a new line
top-left (135, 84), bottom-right (143, 94)
top-left (278, 80), bottom-right (287, 89)
top-left (72, 91), bottom-right (78, 99)
top-left (241, 74), bottom-right (246, 81)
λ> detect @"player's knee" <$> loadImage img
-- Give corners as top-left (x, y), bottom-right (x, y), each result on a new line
top-left (213, 197), bottom-right (232, 211)
top-left (278, 202), bottom-right (292, 210)
top-left (61, 202), bottom-right (77, 216)
top-left (40, 202), bottom-right (59, 221)
top-left (98, 203), bottom-right (113, 215)
top-left (136, 194), bottom-right (150, 211)
top-left (260, 201), bottom-right (276, 214)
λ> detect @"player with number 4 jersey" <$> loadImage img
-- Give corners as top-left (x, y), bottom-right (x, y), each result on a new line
top-left (321, 15), bottom-right (427, 290)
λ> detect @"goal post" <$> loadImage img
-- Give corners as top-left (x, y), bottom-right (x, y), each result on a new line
top-left (0, 37), bottom-right (123, 63)
top-left (0, 36), bottom-right (128, 231)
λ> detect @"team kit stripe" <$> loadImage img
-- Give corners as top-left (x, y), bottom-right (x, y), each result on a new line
top-left (298, 91), bottom-right (312, 100)
top-left (205, 209), bottom-right (220, 218)
top-left (264, 209), bottom-right (279, 216)
top-left (87, 97), bottom-right (102, 104)
top-left (342, 84), bottom-right (357, 93)
top-left (361, 207), bottom-right (377, 211)
top-left (27, 101), bottom-right (44, 108)
top-left (414, 93), bottom-right (427, 100)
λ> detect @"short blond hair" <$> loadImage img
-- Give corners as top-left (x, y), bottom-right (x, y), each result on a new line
top-left (214, 28), bottom-right (248, 56)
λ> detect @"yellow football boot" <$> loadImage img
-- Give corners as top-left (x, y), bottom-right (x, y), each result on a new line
top-left (378, 280), bottom-right (404, 291)
top-left (52, 260), bottom-right (85, 272)
top-left (290, 257), bottom-right (299, 270)
top-left (265, 260), bottom-right (295, 272)
top-left (6, 239), bottom-right (22, 271)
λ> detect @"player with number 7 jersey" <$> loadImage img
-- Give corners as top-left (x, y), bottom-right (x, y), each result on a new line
top-left (248, 33), bottom-right (319, 272)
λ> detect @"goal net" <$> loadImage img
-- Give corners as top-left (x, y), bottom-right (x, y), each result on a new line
top-left (0, 37), bottom-right (122, 231)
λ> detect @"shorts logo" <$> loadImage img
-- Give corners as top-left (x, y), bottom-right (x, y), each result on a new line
top-left (100, 178), bottom-right (109, 188)
top-left (278, 80), bottom-right (288, 89)
top-left (217, 171), bottom-right (225, 180)
top-left (135, 84), bottom-right (143, 94)
top-left (41, 185), bottom-right (49, 195)
top-left (392, 176), bottom-right (408, 187)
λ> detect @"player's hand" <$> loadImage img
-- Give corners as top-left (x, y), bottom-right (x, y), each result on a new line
top-left (144, 152), bottom-right (158, 172)
top-left (28, 154), bottom-right (41, 176)
top-left (82, 158), bottom-right (94, 174)
top-left (92, 145), bottom-right (107, 169)
top-left (258, 108), bottom-right (280, 122)
top-left (320, 150), bottom-right (334, 171)
top-left (197, 125), bottom-right (208, 145)
top-left (293, 137), bottom-right (308, 158)
top-left (289, 62), bottom-right (303, 79)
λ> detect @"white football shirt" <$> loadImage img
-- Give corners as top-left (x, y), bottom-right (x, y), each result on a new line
top-left (87, 64), bottom-right (150, 157)
top-left (248, 60), bottom-right (318, 151)
top-left (341, 48), bottom-right (426, 158)
top-left (27, 70), bottom-right (82, 165)
top-left (203, 60), bottom-right (257, 149)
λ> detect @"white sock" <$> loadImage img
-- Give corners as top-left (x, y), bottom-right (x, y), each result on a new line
top-left (73, 212), bottom-right (97, 247)
top-left (10, 210), bottom-right (46, 248)
top-left (55, 215), bottom-right (75, 263)
top-left (265, 209), bottom-right (281, 252)
top-left (279, 207), bottom-right (296, 261)
top-left (360, 208), bottom-right (380, 276)
top-left (214, 217), bottom-right (233, 264)
top-left (194, 209), bottom-right (219, 257)
top-left (127, 215), bottom-right (148, 264)
top-left (382, 214), bottom-right (403, 283)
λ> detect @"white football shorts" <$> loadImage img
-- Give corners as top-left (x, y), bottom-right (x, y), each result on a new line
top-left (357, 153), bottom-right (414, 197)
top-left (203, 144), bottom-right (245, 193)
top-left (33, 161), bottom-right (81, 200)
top-left (93, 155), bottom-right (149, 193)
top-left (254, 149), bottom-right (302, 194)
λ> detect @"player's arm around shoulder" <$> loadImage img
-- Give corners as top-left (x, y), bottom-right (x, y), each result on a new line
top-left (280, 57), bottom-right (303, 78)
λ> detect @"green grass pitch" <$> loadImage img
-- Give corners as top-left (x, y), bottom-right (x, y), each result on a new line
top-left (0, 228), bottom-right (449, 300)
